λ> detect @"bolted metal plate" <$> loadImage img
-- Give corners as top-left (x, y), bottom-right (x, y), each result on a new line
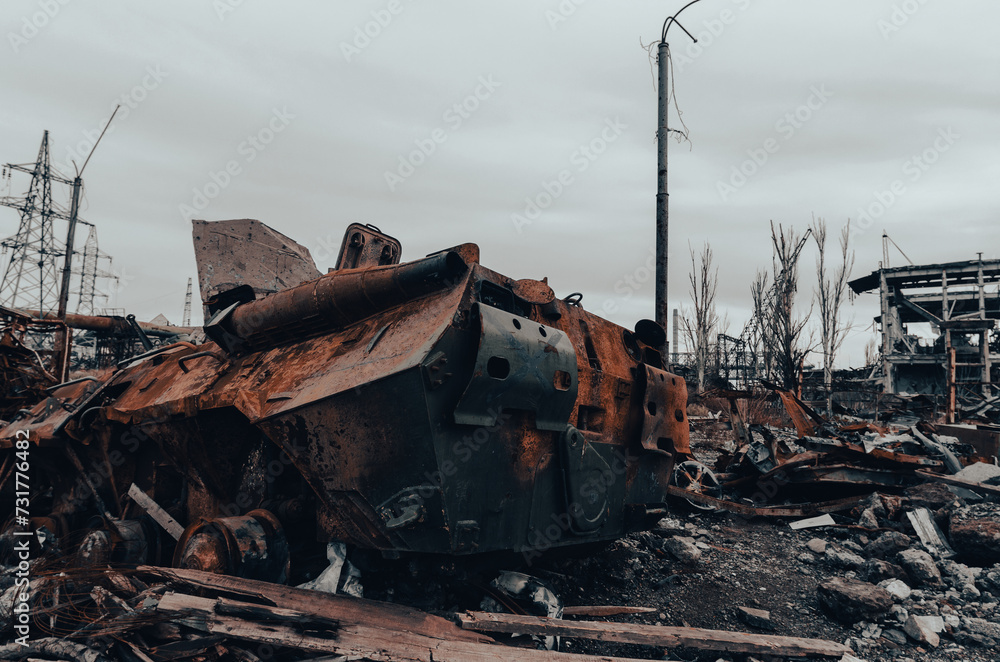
top-left (638, 364), bottom-right (690, 456)
top-left (454, 304), bottom-right (578, 431)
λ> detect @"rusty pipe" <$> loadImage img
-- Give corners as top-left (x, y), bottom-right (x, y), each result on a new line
top-left (217, 248), bottom-right (470, 352)
top-left (23, 310), bottom-right (193, 338)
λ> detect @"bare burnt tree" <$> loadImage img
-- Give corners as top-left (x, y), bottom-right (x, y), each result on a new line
top-left (746, 222), bottom-right (812, 389)
top-left (811, 217), bottom-right (855, 415)
top-left (864, 337), bottom-right (878, 368)
top-left (681, 243), bottom-right (719, 392)
top-left (770, 222), bottom-right (813, 390)
top-left (748, 269), bottom-right (773, 381)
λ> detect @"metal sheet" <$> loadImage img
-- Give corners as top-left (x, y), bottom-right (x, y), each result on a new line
top-left (638, 365), bottom-right (689, 455)
top-left (454, 303), bottom-right (578, 431)
top-left (192, 219), bottom-right (322, 305)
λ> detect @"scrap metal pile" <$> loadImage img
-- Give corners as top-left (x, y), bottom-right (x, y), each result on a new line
top-left (676, 385), bottom-right (1000, 517)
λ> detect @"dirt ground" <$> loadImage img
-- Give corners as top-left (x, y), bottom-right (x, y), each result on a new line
top-left (485, 419), bottom-right (1000, 662)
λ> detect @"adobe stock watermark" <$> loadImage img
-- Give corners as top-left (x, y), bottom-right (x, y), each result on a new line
top-left (383, 75), bottom-right (501, 192)
top-left (716, 84), bottom-right (833, 201)
top-left (511, 117), bottom-right (627, 234)
top-left (178, 107), bottom-right (294, 221)
top-left (8, 0), bottom-right (72, 54)
top-left (599, 247), bottom-right (658, 317)
top-left (55, 65), bottom-right (168, 175)
top-left (672, 0), bottom-right (754, 72)
top-left (340, 0), bottom-right (415, 62)
top-left (545, 0), bottom-right (587, 31)
top-left (877, 0), bottom-right (931, 40)
top-left (850, 127), bottom-right (959, 240)
top-left (213, 0), bottom-right (245, 21)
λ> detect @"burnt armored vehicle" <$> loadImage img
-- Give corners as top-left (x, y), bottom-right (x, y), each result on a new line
top-left (0, 222), bottom-right (692, 581)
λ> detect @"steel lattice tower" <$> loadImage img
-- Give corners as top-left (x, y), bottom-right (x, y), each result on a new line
top-left (73, 225), bottom-right (115, 315)
top-left (0, 131), bottom-right (68, 314)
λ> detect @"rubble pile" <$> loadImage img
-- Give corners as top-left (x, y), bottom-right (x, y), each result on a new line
top-left (802, 489), bottom-right (1000, 658)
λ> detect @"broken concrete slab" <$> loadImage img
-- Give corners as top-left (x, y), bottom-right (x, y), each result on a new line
top-left (736, 606), bottom-right (775, 631)
top-left (904, 482), bottom-right (963, 511)
top-left (857, 508), bottom-right (879, 530)
top-left (954, 461), bottom-right (1000, 484)
top-left (817, 578), bottom-right (893, 624)
top-left (859, 558), bottom-right (906, 584)
top-left (824, 545), bottom-right (865, 570)
top-left (903, 614), bottom-right (942, 648)
top-left (878, 578), bottom-right (912, 602)
top-left (664, 536), bottom-right (702, 564)
top-left (806, 538), bottom-right (827, 554)
top-left (882, 627), bottom-right (908, 645)
top-left (864, 531), bottom-right (912, 559)
top-left (949, 503), bottom-right (1000, 565)
top-left (897, 548), bottom-right (943, 587)
top-left (960, 616), bottom-right (1000, 648)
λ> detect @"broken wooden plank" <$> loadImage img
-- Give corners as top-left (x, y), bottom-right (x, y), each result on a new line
top-left (906, 507), bottom-right (955, 558)
top-left (144, 570), bottom-right (650, 662)
top-left (120, 639), bottom-right (157, 662)
top-left (156, 592), bottom-right (341, 654)
top-left (146, 635), bottom-right (225, 661)
top-left (138, 565), bottom-right (490, 645)
top-left (155, 592), bottom-right (657, 662)
top-left (128, 483), bottom-right (185, 540)
top-left (563, 606), bottom-right (657, 617)
top-left (459, 611), bottom-right (851, 658)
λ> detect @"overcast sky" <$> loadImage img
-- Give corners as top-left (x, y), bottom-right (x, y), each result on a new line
top-left (2, 1), bottom-right (998, 367)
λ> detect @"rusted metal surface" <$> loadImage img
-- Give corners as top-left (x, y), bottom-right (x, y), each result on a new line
top-left (335, 222), bottom-right (401, 270)
top-left (772, 386), bottom-right (818, 438)
top-left (0, 223), bottom-right (692, 563)
top-left (193, 218), bottom-right (322, 305)
top-left (931, 423), bottom-right (1000, 461)
top-left (25, 309), bottom-right (192, 337)
top-left (174, 509), bottom-right (289, 583)
top-left (665, 485), bottom-right (866, 517)
top-left (798, 436), bottom-right (945, 469)
top-left (0, 308), bottom-right (58, 419)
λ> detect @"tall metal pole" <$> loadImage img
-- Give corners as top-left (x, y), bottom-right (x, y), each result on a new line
top-left (51, 105), bottom-right (120, 381)
top-left (52, 176), bottom-right (81, 380)
top-left (656, 2), bottom-right (701, 364)
top-left (56, 178), bottom-right (82, 321)
top-left (656, 41), bottom-right (670, 353)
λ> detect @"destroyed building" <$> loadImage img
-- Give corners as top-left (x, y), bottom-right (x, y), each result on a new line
top-left (850, 258), bottom-right (1000, 412)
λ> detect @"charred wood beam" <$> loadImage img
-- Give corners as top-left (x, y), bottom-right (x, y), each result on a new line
top-left (459, 611), bottom-right (852, 658)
